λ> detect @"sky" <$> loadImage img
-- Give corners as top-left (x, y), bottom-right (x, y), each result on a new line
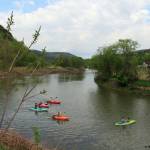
top-left (0, 0), bottom-right (150, 58)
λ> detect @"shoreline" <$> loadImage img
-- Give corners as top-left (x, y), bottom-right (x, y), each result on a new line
top-left (0, 67), bottom-right (85, 79)
top-left (95, 78), bottom-right (150, 96)
top-left (0, 129), bottom-right (51, 150)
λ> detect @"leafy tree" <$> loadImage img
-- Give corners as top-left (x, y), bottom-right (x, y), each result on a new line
top-left (116, 39), bottom-right (138, 83)
top-left (54, 55), bottom-right (84, 68)
top-left (38, 47), bottom-right (48, 68)
top-left (92, 39), bottom-right (139, 85)
top-left (143, 53), bottom-right (150, 62)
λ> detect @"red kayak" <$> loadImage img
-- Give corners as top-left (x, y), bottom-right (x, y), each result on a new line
top-left (38, 103), bottom-right (49, 108)
top-left (47, 100), bottom-right (61, 104)
top-left (52, 115), bottom-right (69, 121)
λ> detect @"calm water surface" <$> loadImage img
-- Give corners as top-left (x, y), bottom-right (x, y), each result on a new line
top-left (0, 70), bottom-right (150, 150)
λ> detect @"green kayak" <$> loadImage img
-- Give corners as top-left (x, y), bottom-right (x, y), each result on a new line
top-left (29, 107), bottom-right (48, 112)
top-left (115, 120), bottom-right (136, 126)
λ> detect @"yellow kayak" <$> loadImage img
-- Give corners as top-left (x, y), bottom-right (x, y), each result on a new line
top-left (115, 120), bottom-right (136, 126)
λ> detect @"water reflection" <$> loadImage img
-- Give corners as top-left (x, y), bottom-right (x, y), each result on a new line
top-left (93, 87), bottom-right (138, 118)
top-left (0, 76), bottom-right (50, 91)
top-left (54, 120), bottom-right (69, 125)
top-left (58, 73), bottom-right (84, 82)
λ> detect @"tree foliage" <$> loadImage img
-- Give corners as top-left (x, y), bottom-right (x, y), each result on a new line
top-left (91, 39), bottom-right (139, 85)
top-left (0, 24), bottom-right (46, 70)
top-left (54, 55), bottom-right (84, 68)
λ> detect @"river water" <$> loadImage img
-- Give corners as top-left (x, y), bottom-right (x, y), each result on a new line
top-left (0, 70), bottom-right (150, 150)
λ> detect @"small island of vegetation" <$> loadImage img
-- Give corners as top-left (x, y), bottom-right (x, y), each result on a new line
top-left (87, 39), bottom-right (150, 95)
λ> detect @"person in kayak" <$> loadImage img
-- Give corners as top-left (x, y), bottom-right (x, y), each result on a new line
top-left (121, 117), bottom-right (126, 123)
top-left (40, 89), bottom-right (47, 94)
top-left (35, 103), bottom-right (38, 109)
top-left (121, 117), bottom-right (130, 123)
top-left (57, 112), bottom-right (62, 116)
top-left (38, 102), bottom-right (43, 108)
top-left (127, 117), bottom-right (130, 122)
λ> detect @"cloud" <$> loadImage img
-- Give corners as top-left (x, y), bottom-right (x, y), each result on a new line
top-left (1, 0), bottom-right (150, 58)
top-left (13, 0), bottom-right (35, 11)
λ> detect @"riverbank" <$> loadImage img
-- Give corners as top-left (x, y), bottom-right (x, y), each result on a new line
top-left (0, 129), bottom-right (52, 150)
top-left (0, 67), bottom-right (85, 79)
top-left (95, 77), bottom-right (150, 96)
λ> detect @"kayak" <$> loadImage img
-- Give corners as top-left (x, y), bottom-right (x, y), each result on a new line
top-left (38, 103), bottom-right (49, 108)
top-left (29, 107), bottom-right (48, 112)
top-left (52, 115), bottom-right (69, 121)
top-left (47, 100), bottom-right (61, 104)
top-left (115, 120), bottom-right (136, 126)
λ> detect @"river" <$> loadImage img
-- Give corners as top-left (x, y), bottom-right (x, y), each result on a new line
top-left (0, 70), bottom-right (150, 150)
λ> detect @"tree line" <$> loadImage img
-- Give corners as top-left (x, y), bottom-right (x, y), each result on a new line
top-left (52, 55), bottom-right (84, 68)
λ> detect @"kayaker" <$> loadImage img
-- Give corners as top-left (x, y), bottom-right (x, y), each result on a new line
top-left (35, 103), bottom-right (37, 108)
top-left (121, 117), bottom-right (126, 123)
top-left (38, 102), bottom-right (42, 108)
top-left (57, 112), bottom-right (62, 116)
top-left (40, 89), bottom-right (47, 94)
top-left (127, 117), bottom-right (130, 122)
top-left (43, 89), bottom-right (47, 93)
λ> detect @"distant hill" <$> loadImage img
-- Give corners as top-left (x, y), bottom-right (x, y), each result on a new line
top-left (0, 24), bottom-right (84, 69)
top-left (32, 49), bottom-right (79, 61)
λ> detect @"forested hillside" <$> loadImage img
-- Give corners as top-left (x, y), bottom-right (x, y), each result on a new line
top-left (0, 24), bottom-right (85, 70)
top-left (0, 24), bottom-right (40, 70)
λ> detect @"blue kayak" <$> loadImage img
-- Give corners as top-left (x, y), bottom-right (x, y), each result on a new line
top-left (29, 107), bottom-right (48, 112)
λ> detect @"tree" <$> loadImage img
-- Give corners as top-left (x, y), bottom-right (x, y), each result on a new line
top-left (116, 39), bottom-right (138, 82)
top-left (54, 55), bottom-right (84, 68)
top-left (93, 39), bottom-right (139, 85)
top-left (38, 47), bottom-right (48, 68)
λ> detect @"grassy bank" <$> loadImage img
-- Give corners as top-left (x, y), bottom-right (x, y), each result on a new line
top-left (134, 80), bottom-right (150, 87)
top-left (95, 76), bottom-right (150, 96)
top-left (0, 66), bottom-right (85, 78)
top-left (0, 130), bottom-right (52, 150)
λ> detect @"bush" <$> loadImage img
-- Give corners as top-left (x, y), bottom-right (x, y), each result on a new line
top-left (134, 80), bottom-right (150, 87)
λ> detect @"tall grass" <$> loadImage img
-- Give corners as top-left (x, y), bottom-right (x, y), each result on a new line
top-left (0, 144), bottom-right (8, 150)
top-left (32, 127), bottom-right (41, 144)
top-left (0, 130), bottom-right (50, 150)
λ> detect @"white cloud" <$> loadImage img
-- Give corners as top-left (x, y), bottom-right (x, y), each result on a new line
top-left (1, 0), bottom-right (150, 58)
top-left (14, 0), bottom-right (35, 11)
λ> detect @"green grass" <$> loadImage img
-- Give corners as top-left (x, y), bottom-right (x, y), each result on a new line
top-left (134, 80), bottom-right (150, 87)
top-left (32, 127), bottom-right (41, 144)
top-left (0, 144), bottom-right (8, 150)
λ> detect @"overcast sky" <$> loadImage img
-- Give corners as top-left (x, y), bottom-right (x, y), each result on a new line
top-left (0, 0), bottom-right (150, 58)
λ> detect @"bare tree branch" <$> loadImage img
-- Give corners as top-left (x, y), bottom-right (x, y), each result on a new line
top-left (28, 26), bottom-right (41, 49)
top-left (8, 25), bottom-right (41, 73)
top-left (8, 49), bottom-right (21, 73)
top-left (0, 89), bottom-right (10, 128)
top-left (6, 11), bottom-right (14, 32)
top-left (1, 13), bottom-right (45, 130)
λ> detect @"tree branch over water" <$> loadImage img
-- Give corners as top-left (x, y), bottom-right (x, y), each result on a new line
top-left (0, 12), bottom-right (46, 130)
